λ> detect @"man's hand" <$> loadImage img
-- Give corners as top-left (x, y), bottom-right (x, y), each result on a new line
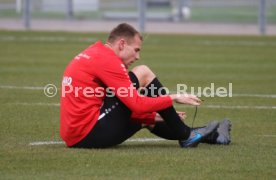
top-left (170, 94), bottom-right (201, 106)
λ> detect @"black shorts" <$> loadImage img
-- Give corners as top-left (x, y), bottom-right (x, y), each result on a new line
top-left (72, 72), bottom-right (142, 148)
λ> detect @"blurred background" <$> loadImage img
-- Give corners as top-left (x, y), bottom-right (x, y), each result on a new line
top-left (0, 0), bottom-right (276, 35)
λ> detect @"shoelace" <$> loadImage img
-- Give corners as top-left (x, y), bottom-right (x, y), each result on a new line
top-left (191, 106), bottom-right (198, 129)
top-left (191, 99), bottom-right (204, 129)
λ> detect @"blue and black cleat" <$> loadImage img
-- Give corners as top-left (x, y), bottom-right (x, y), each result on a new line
top-left (179, 121), bottom-right (219, 148)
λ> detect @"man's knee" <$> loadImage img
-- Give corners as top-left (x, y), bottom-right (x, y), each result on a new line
top-left (132, 65), bottom-right (152, 74)
top-left (132, 65), bottom-right (156, 87)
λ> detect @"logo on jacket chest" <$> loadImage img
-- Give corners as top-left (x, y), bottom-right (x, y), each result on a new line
top-left (62, 76), bottom-right (72, 85)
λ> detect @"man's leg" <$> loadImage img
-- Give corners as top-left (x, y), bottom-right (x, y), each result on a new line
top-left (150, 120), bottom-right (231, 145)
top-left (132, 65), bottom-right (191, 140)
top-left (132, 65), bottom-right (221, 147)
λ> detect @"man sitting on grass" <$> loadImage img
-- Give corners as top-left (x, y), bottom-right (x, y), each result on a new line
top-left (60, 23), bottom-right (231, 148)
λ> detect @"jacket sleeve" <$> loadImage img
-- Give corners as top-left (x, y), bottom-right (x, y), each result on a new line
top-left (95, 56), bottom-right (173, 114)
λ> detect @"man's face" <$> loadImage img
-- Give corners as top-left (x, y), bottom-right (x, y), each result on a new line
top-left (118, 34), bottom-right (142, 68)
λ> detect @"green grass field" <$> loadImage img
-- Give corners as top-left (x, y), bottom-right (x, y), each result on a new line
top-left (0, 30), bottom-right (276, 179)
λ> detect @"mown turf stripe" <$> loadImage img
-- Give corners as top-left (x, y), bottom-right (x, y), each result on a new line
top-left (29, 135), bottom-right (276, 146)
top-left (11, 102), bottom-right (276, 110)
top-left (257, 135), bottom-right (276, 137)
top-left (1, 35), bottom-right (276, 46)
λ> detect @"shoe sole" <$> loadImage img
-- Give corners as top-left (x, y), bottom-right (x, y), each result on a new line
top-left (217, 119), bottom-right (232, 145)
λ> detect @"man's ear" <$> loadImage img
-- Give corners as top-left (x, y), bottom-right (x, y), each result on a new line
top-left (118, 39), bottom-right (125, 51)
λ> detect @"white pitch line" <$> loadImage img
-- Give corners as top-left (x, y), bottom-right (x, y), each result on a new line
top-left (233, 94), bottom-right (276, 98)
top-left (0, 85), bottom-right (45, 90)
top-left (30, 141), bottom-right (64, 146)
top-left (1, 85), bottom-right (276, 98)
top-left (2, 86), bottom-right (276, 109)
top-left (11, 102), bottom-right (60, 107)
top-left (29, 138), bottom-right (165, 146)
top-left (256, 135), bottom-right (276, 137)
top-left (203, 105), bottom-right (276, 110)
top-left (126, 138), bottom-right (165, 142)
top-left (175, 104), bottom-right (276, 110)
top-left (0, 36), bottom-right (96, 43)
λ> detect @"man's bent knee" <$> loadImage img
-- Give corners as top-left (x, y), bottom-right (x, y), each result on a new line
top-left (132, 65), bottom-right (156, 87)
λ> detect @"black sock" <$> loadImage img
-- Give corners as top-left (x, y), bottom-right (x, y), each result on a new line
top-left (145, 78), bottom-right (191, 140)
top-left (150, 122), bottom-right (179, 140)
